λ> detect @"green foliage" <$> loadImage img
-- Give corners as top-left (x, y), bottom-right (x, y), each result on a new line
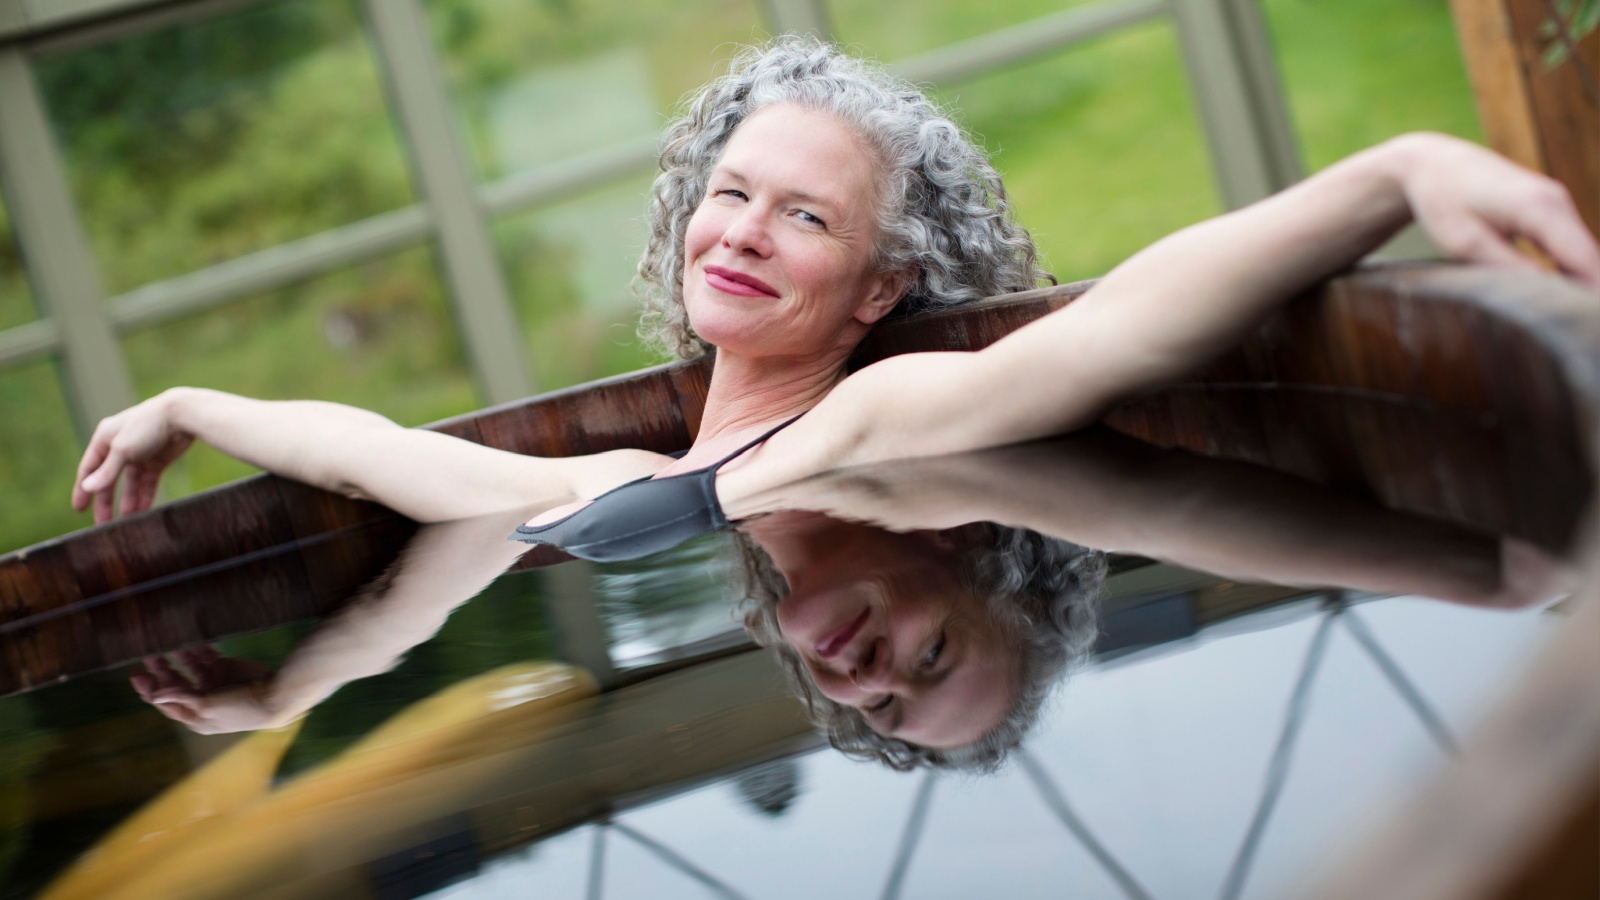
top-left (0, 205), bottom-right (33, 332)
top-left (1539, 0), bottom-right (1600, 67)
top-left (35, 0), bottom-right (413, 294)
top-left (931, 22), bottom-right (1219, 283)
top-left (1263, 0), bottom-right (1482, 171)
top-left (36, 2), bottom-right (349, 176)
top-left (122, 245), bottom-right (478, 497)
top-left (0, 362), bottom-right (86, 553)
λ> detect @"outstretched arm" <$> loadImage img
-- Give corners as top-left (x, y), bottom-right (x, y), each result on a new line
top-left (72, 387), bottom-right (664, 523)
top-left (806, 134), bottom-right (1600, 468)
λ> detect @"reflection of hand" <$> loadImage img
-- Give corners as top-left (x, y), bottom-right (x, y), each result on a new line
top-left (1487, 537), bottom-right (1581, 610)
top-left (130, 647), bottom-right (285, 735)
top-left (72, 390), bottom-right (195, 524)
top-left (1395, 134), bottom-right (1600, 289)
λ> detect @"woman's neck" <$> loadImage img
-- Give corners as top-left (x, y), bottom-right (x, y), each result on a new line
top-left (694, 348), bottom-right (849, 444)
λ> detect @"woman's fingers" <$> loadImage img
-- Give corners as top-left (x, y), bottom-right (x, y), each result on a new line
top-left (82, 447), bottom-right (130, 524)
top-left (1433, 212), bottom-right (1549, 275)
top-left (1512, 193), bottom-right (1600, 289)
top-left (172, 646), bottom-right (224, 687)
top-left (130, 671), bottom-right (155, 701)
top-left (144, 654), bottom-right (193, 694)
top-left (70, 438), bottom-right (110, 512)
top-left (121, 464), bottom-right (161, 518)
top-left (149, 697), bottom-right (203, 729)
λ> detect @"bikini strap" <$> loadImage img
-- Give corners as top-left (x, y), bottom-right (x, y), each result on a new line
top-left (709, 413), bottom-right (805, 471)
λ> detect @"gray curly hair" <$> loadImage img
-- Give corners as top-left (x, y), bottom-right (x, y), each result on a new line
top-left (637, 35), bottom-right (1050, 359)
top-left (733, 525), bottom-right (1105, 773)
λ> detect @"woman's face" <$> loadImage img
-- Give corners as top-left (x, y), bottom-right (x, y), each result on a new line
top-left (774, 529), bottom-right (1018, 749)
top-left (682, 104), bottom-right (905, 360)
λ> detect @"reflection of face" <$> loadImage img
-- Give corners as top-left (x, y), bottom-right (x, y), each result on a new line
top-left (774, 529), bottom-right (1017, 749)
top-left (682, 103), bottom-right (903, 359)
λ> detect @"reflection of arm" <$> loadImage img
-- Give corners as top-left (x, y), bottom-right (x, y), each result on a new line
top-left (143, 511), bottom-right (532, 733)
top-left (165, 388), bottom-right (661, 522)
top-left (761, 433), bottom-right (1526, 607)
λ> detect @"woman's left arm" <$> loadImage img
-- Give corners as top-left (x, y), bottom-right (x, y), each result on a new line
top-left (817, 134), bottom-right (1600, 465)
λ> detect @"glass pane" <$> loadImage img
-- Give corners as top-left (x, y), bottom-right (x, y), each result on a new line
top-left (425, 0), bottom-right (764, 182)
top-left (0, 192), bottom-right (38, 331)
top-left (1263, 0), bottom-right (1483, 172)
top-left (494, 172), bottom-right (662, 388)
top-left (931, 21), bottom-right (1220, 283)
top-left (593, 533), bottom-right (746, 670)
top-left (0, 359), bottom-right (87, 552)
top-left (122, 245), bottom-right (477, 499)
top-left (34, 0), bottom-right (415, 295)
top-left (833, 0), bottom-right (1104, 62)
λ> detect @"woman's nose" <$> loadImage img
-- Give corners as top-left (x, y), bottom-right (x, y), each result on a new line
top-left (721, 207), bottom-right (772, 257)
top-left (848, 637), bottom-right (893, 689)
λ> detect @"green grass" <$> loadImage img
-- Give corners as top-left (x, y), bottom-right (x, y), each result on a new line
top-left (0, 205), bottom-right (34, 333)
top-left (0, 0), bottom-right (1483, 552)
top-left (120, 244), bottom-right (479, 495)
top-left (0, 362), bottom-right (86, 553)
top-left (1263, 0), bottom-right (1482, 169)
top-left (35, 0), bottom-right (415, 296)
top-left (936, 21), bottom-right (1221, 283)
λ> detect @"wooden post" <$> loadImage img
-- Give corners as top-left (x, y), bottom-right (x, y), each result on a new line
top-left (1453, 0), bottom-right (1600, 238)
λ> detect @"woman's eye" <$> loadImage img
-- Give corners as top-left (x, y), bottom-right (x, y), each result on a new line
top-left (869, 695), bottom-right (894, 713)
top-left (714, 188), bottom-right (747, 201)
top-left (921, 631), bottom-right (947, 670)
top-left (795, 210), bottom-right (826, 227)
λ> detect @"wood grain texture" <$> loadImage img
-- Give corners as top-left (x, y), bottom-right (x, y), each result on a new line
top-left (1452, 0), bottom-right (1546, 169)
top-left (1504, 0), bottom-right (1600, 238)
top-left (1453, 0), bottom-right (1600, 237)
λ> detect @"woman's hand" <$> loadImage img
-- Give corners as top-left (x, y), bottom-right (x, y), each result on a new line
top-left (130, 647), bottom-right (288, 734)
top-left (1393, 133), bottom-right (1600, 289)
top-left (72, 389), bottom-right (194, 524)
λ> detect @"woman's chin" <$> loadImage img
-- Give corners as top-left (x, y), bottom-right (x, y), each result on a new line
top-left (694, 321), bottom-right (788, 359)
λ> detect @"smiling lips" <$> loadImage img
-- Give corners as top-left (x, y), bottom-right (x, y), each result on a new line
top-left (816, 607), bottom-right (869, 659)
top-left (704, 264), bottom-right (778, 298)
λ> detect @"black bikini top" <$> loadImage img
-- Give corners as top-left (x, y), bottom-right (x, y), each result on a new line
top-left (507, 415), bottom-right (802, 563)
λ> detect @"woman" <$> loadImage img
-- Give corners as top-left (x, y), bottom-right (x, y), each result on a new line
top-left (84, 37), bottom-right (1598, 759)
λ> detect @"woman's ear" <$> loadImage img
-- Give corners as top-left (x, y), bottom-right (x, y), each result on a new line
top-left (853, 266), bottom-right (918, 326)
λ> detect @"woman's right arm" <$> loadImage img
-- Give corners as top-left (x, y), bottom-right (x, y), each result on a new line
top-left (72, 387), bottom-right (663, 523)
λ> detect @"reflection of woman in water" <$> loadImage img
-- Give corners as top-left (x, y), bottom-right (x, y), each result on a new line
top-left (733, 521), bottom-right (1103, 771)
top-left (85, 38), bottom-right (1599, 759)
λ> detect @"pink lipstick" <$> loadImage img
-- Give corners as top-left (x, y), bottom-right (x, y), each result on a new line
top-left (704, 265), bottom-right (778, 298)
top-left (816, 608), bottom-right (869, 659)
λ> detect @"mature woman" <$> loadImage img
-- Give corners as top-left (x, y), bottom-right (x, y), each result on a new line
top-left (84, 38), bottom-right (1599, 765)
